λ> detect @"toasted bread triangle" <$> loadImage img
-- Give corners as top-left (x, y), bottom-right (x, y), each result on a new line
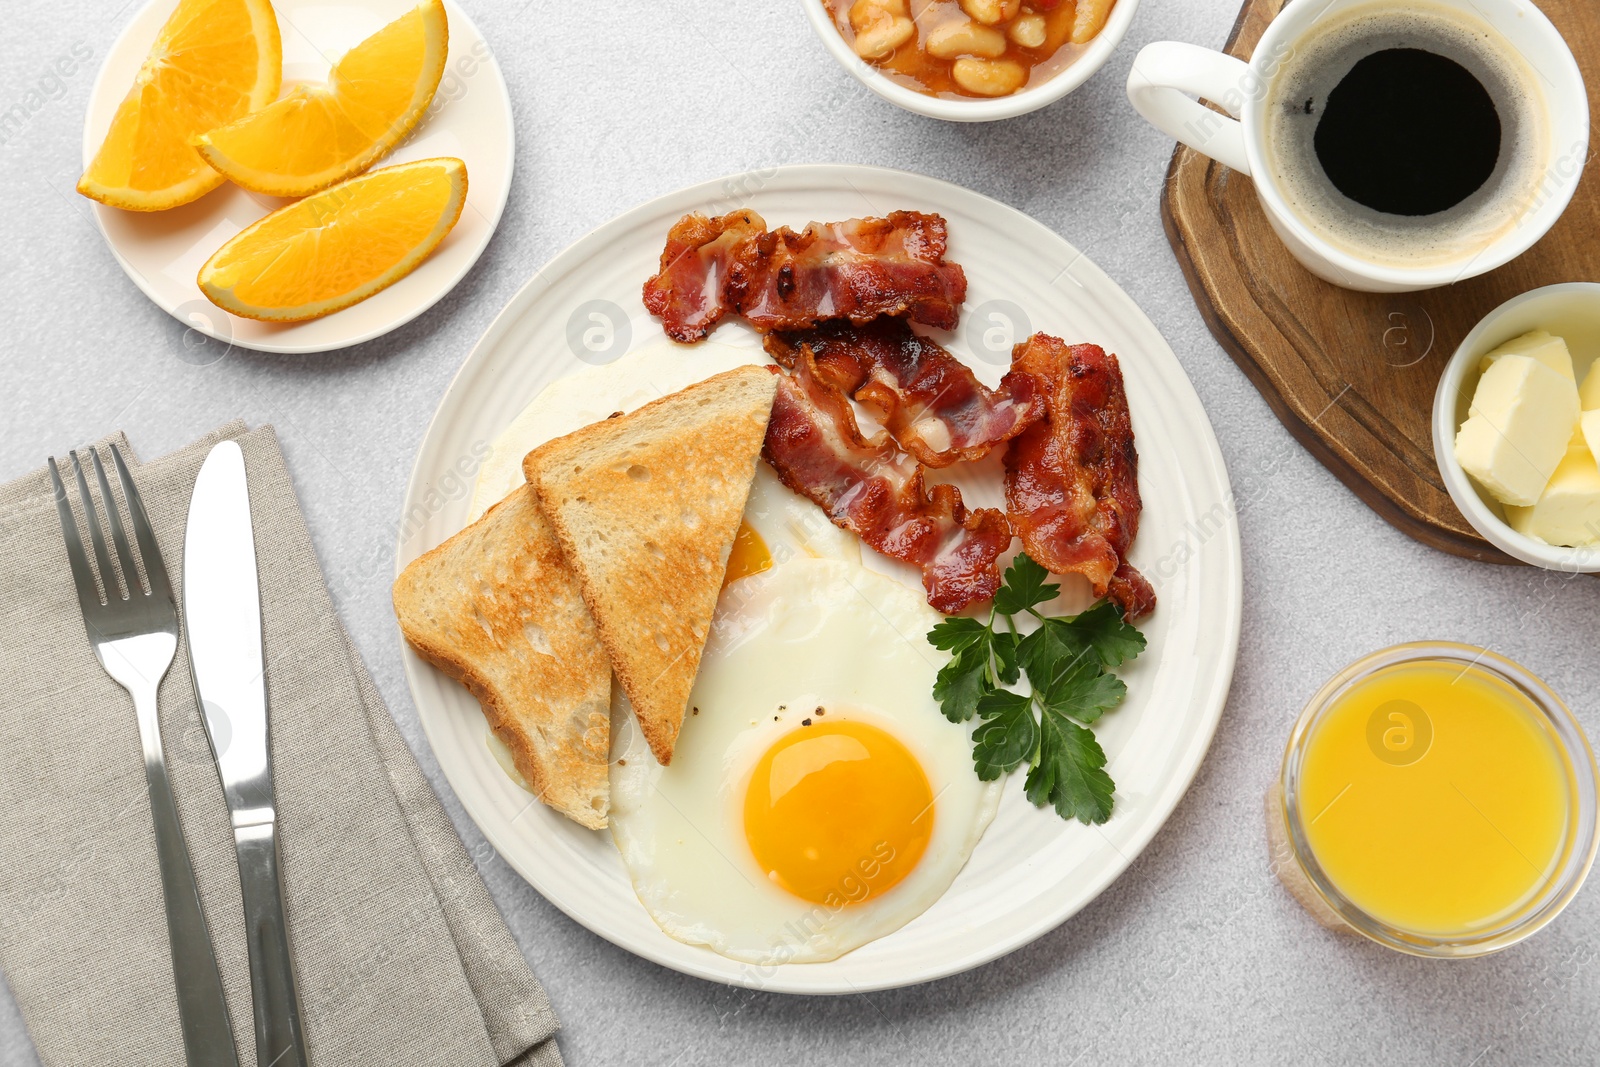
top-left (392, 485), bottom-right (612, 828)
top-left (525, 365), bottom-right (777, 765)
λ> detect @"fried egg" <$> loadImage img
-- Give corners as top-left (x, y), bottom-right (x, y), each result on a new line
top-left (476, 340), bottom-right (999, 964)
top-left (608, 558), bottom-right (1002, 964)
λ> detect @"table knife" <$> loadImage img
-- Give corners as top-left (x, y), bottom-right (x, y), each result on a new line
top-left (183, 441), bottom-right (309, 1067)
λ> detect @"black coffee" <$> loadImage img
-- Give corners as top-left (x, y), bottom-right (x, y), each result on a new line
top-left (1264, 2), bottom-right (1544, 268)
top-left (1312, 48), bottom-right (1501, 216)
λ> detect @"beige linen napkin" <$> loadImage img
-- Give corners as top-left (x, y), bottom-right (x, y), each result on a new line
top-left (0, 422), bottom-right (561, 1067)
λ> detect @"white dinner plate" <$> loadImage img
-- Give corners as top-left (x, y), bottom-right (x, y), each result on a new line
top-left (81, 0), bottom-right (514, 355)
top-left (397, 164), bottom-right (1243, 993)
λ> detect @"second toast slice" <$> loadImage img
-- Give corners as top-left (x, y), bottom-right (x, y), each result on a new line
top-left (525, 364), bottom-right (777, 765)
top-left (392, 484), bottom-right (612, 828)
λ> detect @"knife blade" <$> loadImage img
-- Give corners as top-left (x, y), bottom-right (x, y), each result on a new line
top-left (183, 440), bottom-right (309, 1067)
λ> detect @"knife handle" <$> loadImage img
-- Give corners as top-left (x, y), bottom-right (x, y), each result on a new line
top-left (133, 682), bottom-right (241, 1067)
top-left (233, 821), bottom-right (309, 1067)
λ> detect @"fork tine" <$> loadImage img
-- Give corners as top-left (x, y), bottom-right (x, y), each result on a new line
top-left (109, 443), bottom-right (171, 598)
top-left (88, 447), bottom-right (140, 596)
top-left (69, 450), bottom-right (122, 602)
top-left (48, 457), bottom-right (103, 618)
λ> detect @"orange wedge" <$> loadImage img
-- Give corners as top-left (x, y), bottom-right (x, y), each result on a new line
top-left (78, 0), bottom-right (281, 211)
top-left (197, 156), bottom-right (467, 322)
top-left (193, 0), bottom-right (448, 197)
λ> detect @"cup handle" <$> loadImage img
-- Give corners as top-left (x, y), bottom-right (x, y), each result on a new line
top-left (1127, 41), bottom-right (1254, 176)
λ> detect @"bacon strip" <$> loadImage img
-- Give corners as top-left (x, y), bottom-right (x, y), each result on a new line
top-left (1003, 335), bottom-right (1155, 620)
top-left (765, 318), bottom-right (1043, 468)
top-left (639, 209), bottom-right (767, 343)
top-left (763, 351), bottom-right (1012, 614)
top-left (643, 210), bottom-right (968, 343)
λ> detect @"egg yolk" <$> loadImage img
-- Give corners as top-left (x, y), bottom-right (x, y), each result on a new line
top-left (743, 720), bottom-right (934, 907)
top-left (723, 520), bottom-right (772, 588)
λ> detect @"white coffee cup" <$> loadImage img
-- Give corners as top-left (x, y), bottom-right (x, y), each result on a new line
top-left (1126, 0), bottom-right (1589, 293)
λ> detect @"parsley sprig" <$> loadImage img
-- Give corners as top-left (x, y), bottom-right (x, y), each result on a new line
top-left (927, 553), bottom-right (1145, 825)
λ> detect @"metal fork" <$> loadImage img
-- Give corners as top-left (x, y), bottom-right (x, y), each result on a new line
top-left (49, 445), bottom-right (240, 1067)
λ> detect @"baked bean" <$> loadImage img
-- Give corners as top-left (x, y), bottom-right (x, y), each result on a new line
top-left (850, 2), bottom-right (915, 58)
top-left (849, 0), bottom-right (903, 30)
top-left (1071, 0), bottom-right (1115, 43)
top-left (958, 0), bottom-right (1021, 25)
top-left (1008, 14), bottom-right (1046, 49)
top-left (925, 20), bottom-right (1008, 60)
top-left (951, 57), bottom-right (1026, 96)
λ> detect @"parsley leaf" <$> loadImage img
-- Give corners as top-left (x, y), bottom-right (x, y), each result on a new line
top-left (927, 616), bottom-right (990, 655)
top-left (926, 554), bottom-right (1145, 826)
top-left (1036, 657), bottom-right (1127, 725)
top-left (1016, 617), bottom-right (1089, 681)
top-left (991, 629), bottom-right (1021, 685)
top-left (971, 690), bottom-right (1036, 779)
top-left (1018, 605), bottom-right (1146, 674)
top-left (993, 553), bottom-right (1059, 615)
top-left (933, 644), bottom-right (993, 723)
top-left (928, 615), bottom-right (1022, 721)
top-left (1026, 712), bottom-right (1115, 824)
top-left (1065, 601), bottom-right (1147, 667)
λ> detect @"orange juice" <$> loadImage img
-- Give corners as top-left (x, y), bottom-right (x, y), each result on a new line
top-left (1295, 658), bottom-right (1576, 937)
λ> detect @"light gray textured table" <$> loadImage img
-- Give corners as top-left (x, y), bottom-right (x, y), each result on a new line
top-left (5, 1), bottom-right (1599, 1063)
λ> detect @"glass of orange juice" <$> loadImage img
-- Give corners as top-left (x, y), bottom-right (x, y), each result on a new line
top-left (1270, 642), bottom-right (1598, 956)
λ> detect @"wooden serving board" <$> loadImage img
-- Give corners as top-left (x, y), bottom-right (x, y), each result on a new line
top-left (1162, 0), bottom-right (1600, 562)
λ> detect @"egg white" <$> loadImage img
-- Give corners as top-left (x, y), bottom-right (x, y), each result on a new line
top-left (608, 559), bottom-right (1003, 965)
top-left (470, 335), bottom-right (767, 521)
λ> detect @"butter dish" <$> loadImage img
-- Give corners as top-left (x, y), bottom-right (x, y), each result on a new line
top-left (1434, 282), bottom-right (1600, 570)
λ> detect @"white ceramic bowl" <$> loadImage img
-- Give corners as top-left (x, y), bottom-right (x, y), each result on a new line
top-left (1433, 282), bottom-right (1600, 570)
top-left (800, 0), bottom-right (1140, 121)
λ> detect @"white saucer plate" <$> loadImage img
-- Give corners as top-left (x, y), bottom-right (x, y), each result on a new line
top-left (81, 0), bottom-right (514, 354)
top-left (398, 163), bottom-right (1243, 993)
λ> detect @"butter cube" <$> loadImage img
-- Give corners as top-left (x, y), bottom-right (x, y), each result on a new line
top-left (1479, 330), bottom-right (1575, 381)
top-left (1455, 354), bottom-right (1580, 506)
top-left (1582, 410), bottom-right (1600, 458)
top-left (1580, 361), bottom-right (1600, 411)
top-left (1505, 442), bottom-right (1600, 546)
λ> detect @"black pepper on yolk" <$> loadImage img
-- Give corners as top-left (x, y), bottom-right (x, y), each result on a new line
top-left (742, 720), bottom-right (935, 906)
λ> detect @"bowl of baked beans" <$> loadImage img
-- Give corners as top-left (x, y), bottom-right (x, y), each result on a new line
top-left (804, 0), bottom-right (1138, 120)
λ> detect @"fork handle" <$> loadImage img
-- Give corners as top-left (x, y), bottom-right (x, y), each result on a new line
top-left (233, 820), bottom-right (309, 1067)
top-left (132, 684), bottom-right (241, 1067)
